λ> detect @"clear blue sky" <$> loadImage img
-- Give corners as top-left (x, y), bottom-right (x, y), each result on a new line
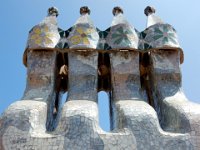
top-left (1, 0), bottom-right (200, 131)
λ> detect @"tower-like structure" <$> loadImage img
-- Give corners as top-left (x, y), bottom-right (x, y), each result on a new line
top-left (1, 6), bottom-right (200, 150)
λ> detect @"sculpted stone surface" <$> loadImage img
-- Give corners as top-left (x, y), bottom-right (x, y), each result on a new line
top-left (1, 6), bottom-right (200, 150)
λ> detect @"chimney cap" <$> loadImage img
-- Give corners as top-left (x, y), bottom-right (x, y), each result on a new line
top-left (144, 6), bottom-right (156, 16)
top-left (113, 6), bottom-right (124, 16)
top-left (80, 6), bottom-right (91, 15)
top-left (48, 7), bottom-right (59, 17)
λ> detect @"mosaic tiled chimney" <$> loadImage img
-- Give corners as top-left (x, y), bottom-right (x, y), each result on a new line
top-left (1, 6), bottom-right (200, 150)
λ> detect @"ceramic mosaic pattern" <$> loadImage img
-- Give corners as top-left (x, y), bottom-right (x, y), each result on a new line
top-left (67, 24), bottom-right (99, 49)
top-left (0, 50), bottom-right (138, 150)
top-left (109, 51), bottom-right (194, 149)
top-left (149, 49), bottom-right (200, 149)
top-left (1, 49), bottom-right (200, 149)
top-left (27, 16), bottom-right (60, 49)
top-left (109, 51), bottom-right (143, 101)
top-left (97, 28), bottom-right (111, 50)
top-left (21, 50), bottom-right (58, 131)
top-left (1, 7), bottom-right (200, 150)
top-left (113, 100), bottom-right (193, 150)
top-left (67, 51), bottom-right (98, 101)
top-left (107, 24), bottom-right (138, 49)
top-left (0, 100), bottom-right (137, 150)
top-left (139, 24), bottom-right (180, 50)
top-left (106, 13), bottom-right (139, 49)
top-left (22, 50), bottom-right (57, 102)
top-left (55, 28), bottom-right (69, 49)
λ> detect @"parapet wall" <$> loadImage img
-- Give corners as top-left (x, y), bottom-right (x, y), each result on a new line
top-left (1, 48), bottom-right (200, 150)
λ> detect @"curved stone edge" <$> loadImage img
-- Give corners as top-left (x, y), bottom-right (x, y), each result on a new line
top-left (2, 99), bottom-right (196, 149)
top-left (113, 100), bottom-right (193, 150)
top-left (0, 100), bottom-right (137, 150)
top-left (0, 100), bottom-right (47, 133)
top-left (57, 100), bottom-right (137, 150)
top-left (149, 49), bottom-right (200, 149)
top-left (2, 126), bottom-right (65, 150)
top-left (0, 100), bottom-right (48, 150)
top-left (162, 96), bottom-right (200, 149)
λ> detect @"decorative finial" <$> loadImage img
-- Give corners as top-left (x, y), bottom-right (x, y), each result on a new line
top-left (80, 6), bottom-right (91, 15)
top-left (48, 7), bottom-right (59, 17)
top-left (112, 6), bottom-right (124, 16)
top-left (144, 6), bottom-right (156, 16)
